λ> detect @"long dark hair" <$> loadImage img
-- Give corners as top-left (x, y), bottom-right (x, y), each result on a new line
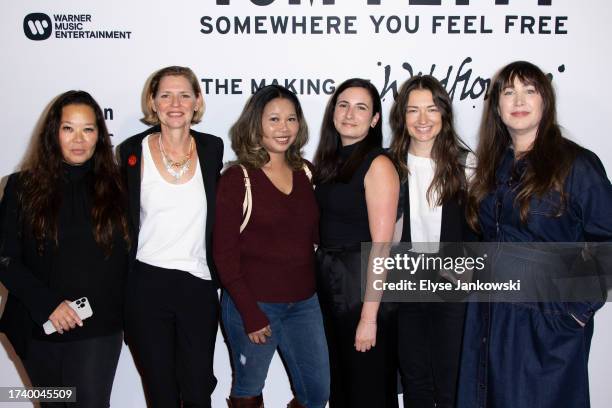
top-left (388, 75), bottom-right (471, 206)
top-left (19, 90), bottom-right (130, 255)
top-left (467, 61), bottom-right (579, 230)
top-left (313, 78), bottom-right (383, 184)
top-left (230, 85), bottom-right (308, 170)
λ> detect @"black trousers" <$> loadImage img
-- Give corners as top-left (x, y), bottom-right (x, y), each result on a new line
top-left (125, 261), bottom-right (219, 408)
top-left (321, 304), bottom-right (399, 408)
top-left (397, 302), bottom-right (466, 408)
top-left (316, 247), bottom-right (399, 408)
top-left (23, 332), bottom-right (123, 408)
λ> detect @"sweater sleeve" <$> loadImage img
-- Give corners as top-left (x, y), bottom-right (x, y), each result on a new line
top-left (213, 166), bottom-right (269, 333)
top-left (0, 174), bottom-right (64, 325)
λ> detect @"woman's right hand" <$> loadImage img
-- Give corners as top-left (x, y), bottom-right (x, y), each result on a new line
top-left (248, 325), bottom-right (272, 344)
top-left (48, 300), bottom-right (83, 334)
top-left (355, 319), bottom-right (377, 352)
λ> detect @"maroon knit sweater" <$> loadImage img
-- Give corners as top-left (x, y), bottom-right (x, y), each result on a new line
top-left (213, 164), bottom-right (318, 333)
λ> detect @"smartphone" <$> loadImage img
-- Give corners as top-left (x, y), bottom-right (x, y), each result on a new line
top-left (43, 297), bottom-right (93, 335)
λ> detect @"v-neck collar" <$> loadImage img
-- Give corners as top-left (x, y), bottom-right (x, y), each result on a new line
top-left (258, 167), bottom-right (294, 196)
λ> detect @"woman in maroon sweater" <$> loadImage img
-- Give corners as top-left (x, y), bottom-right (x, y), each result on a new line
top-left (213, 85), bottom-right (330, 408)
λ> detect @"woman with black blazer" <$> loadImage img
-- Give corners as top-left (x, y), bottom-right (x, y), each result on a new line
top-left (388, 75), bottom-right (474, 408)
top-left (0, 90), bottom-right (130, 407)
top-left (117, 66), bottom-right (224, 408)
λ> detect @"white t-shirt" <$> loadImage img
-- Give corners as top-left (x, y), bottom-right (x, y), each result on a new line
top-left (136, 135), bottom-right (211, 280)
top-left (394, 151), bottom-right (476, 253)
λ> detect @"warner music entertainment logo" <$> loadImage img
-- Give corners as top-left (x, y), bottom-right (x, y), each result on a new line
top-left (23, 12), bottom-right (132, 41)
top-left (23, 13), bottom-right (52, 40)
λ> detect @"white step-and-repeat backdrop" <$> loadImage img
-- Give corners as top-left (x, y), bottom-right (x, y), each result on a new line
top-left (1, 0), bottom-right (611, 406)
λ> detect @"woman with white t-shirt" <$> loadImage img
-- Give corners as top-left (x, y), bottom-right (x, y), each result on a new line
top-left (118, 66), bottom-right (224, 408)
top-left (388, 75), bottom-right (475, 408)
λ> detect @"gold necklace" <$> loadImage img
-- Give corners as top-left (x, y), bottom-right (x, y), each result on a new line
top-left (157, 134), bottom-right (194, 181)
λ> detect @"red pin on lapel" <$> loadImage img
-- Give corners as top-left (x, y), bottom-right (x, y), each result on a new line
top-left (128, 154), bottom-right (137, 167)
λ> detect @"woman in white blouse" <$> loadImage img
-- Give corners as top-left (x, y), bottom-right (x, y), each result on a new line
top-left (118, 66), bottom-right (224, 408)
top-left (388, 75), bottom-right (475, 408)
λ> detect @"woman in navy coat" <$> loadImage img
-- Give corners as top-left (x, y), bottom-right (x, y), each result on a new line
top-left (458, 61), bottom-right (612, 408)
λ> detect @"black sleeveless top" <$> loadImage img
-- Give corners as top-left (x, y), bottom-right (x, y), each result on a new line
top-left (315, 142), bottom-right (386, 247)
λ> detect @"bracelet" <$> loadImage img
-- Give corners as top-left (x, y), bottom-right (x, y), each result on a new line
top-left (360, 319), bottom-right (377, 324)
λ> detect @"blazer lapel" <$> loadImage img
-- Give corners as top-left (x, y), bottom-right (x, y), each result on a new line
top-left (125, 142), bottom-right (142, 234)
top-left (194, 135), bottom-right (214, 208)
top-left (440, 198), bottom-right (461, 242)
top-left (400, 181), bottom-right (459, 243)
top-left (400, 181), bottom-right (412, 243)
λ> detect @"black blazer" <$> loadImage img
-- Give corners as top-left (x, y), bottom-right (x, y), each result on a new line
top-left (399, 184), bottom-right (472, 243)
top-left (399, 150), bottom-right (477, 243)
top-left (117, 126), bottom-right (224, 284)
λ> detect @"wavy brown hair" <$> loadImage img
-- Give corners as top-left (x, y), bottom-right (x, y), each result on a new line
top-left (142, 66), bottom-right (204, 125)
top-left (19, 90), bottom-right (130, 255)
top-left (388, 75), bottom-right (471, 206)
top-left (467, 61), bottom-right (579, 230)
top-left (230, 85), bottom-right (308, 170)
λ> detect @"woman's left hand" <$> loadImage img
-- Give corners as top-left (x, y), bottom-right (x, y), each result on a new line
top-left (354, 319), bottom-right (377, 352)
top-left (248, 325), bottom-right (272, 344)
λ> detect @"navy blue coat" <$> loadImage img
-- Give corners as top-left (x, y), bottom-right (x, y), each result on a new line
top-left (457, 145), bottom-right (612, 408)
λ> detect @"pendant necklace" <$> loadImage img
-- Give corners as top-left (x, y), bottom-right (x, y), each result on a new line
top-left (158, 133), bottom-right (194, 181)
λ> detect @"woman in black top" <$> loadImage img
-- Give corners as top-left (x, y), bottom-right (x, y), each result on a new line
top-left (0, 90), bottom-right (130, 407)
top-left (313, 78), bottom-right (400, 408)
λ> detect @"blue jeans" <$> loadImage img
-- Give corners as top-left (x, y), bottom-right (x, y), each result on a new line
top-left (221, 292), bottom-right (330, 408)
